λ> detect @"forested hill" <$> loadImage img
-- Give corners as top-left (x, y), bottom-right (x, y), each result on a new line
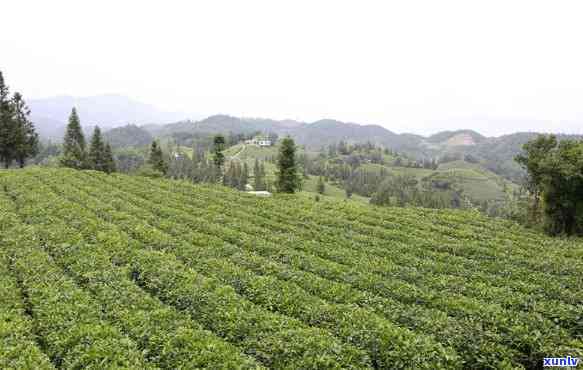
top-left (32, 101), bottom-right (583, 182)
top-left (146, 115), bottom-right (580, 155)
top-left (1, 167), bottom-right (582, 369)
top-left (142, 115), bottom-right (582, 182)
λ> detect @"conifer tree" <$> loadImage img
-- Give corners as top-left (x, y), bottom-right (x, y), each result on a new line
top-left (88, 126), bottom-right (106, 171)
top-left (222, 162), bottom-right (233, 187)
top-left (345, 186), bottom-right (353, 199)
top-left (148, 141), bottom-right (167, 175)
top-left (61, 108), bottom-right (87, 169)
top-left (275, 137), bottom-right (301, 193)
top-left (0, 72), bottom-right (39, 168)
top-left (317, 176), bottom-right (325, 194)
top-left (260, 162), bottom-right (267, 189)
top-left (241, 162), bottom-right (249, 190)
top-left (12, 93), bottom-right (39, 168)
top-left (253, 158), bottom-right (266, 190)
top-left (104, 142), bottom-right (116, 174)
top-left (213, 134), bottom-right (226, 169)
top-left (192, 142), bottom-right (205, 164)
top-left (0, 71), bottom-right (14, 168)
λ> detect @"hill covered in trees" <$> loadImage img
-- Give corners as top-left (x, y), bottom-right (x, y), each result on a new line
top-left (141, 115), bottom-right (581, 183)
top-left (1, 167), bottom-right (582, 369)
top-left (29, 95), bottom-right (583, 184)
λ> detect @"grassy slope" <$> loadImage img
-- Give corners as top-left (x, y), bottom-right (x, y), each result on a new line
top-left (363, 160), bottom-right (517, 203)
top-left (300, 176), bottom-right (369, 203)
top-left (437, 160), bottom-right (519, 201)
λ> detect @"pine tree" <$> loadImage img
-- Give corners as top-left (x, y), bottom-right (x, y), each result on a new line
top-left (61, 108), bottom-right (87, 169)
top-left (345, 186), bottom-right (353, 199)
top-left (88, 126), bottom-right (106, 171)
top-left (253, 158), bottom-right (265, 191)
top-left (0, 73), bottom-right (38, 168)
top-left (275, 137), bottom-right (301, 193)
top-left (222, 162), bottom-right (233, 187)
top-left (240, 162), bottom-right (249, 190)
top-left (213, 135), bottom-right (226, 169)
top-left (192, 142), bottom-right (205, 164)
top-left (148, 141), bottom-right (167, 175)
top-left (148, 141), bottom-right (157, 165)
top-left (338, 140), bottom-right (349, 155)
top-left (11, 93), bottom-right (39, 168)
top-left (104, 142), bottom-right (116, 174)
top-left (260, 163), bottom-right (267, 189)
top-left (0, 71), bottom-right (14, 168)
top-left (317, 176), bottom-right (325, 194)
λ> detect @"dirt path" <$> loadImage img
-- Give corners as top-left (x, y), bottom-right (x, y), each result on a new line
top-left (230, 144), bottom-right (246, 160)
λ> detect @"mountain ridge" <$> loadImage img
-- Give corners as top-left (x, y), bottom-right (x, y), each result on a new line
top-left (29, 94), bottom-right (196, 140)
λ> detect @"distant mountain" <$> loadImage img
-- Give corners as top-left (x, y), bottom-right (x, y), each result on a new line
top-left (426, 130), bottom-right (487, 145)
top-left (103, 125), bottom-right (153, 149)
top-left (148, 115), bottom-right (416, 151)
top-left (285, 119), bottom-right (401, 149)
top-left (29, 94), bottom-right (192, 141)
top-left (149, 115), bottom-right (298, 138)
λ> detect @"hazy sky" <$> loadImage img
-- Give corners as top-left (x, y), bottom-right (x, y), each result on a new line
top-left (2, 0), bottom-right (583, 136)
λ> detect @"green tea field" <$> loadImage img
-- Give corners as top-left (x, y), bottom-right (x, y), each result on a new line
top-left (1, 168), bottom-right (581, 369)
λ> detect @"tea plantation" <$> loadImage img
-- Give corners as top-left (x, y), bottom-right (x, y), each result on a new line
top-left (1, 168), bottom-right (581, 369)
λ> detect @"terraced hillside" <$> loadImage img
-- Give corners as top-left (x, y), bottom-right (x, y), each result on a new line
top-left (1, 167), bottom-right (582, 369)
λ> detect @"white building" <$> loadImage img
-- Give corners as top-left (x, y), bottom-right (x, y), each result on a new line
top-left (245, 135), bottom-right (272, 147)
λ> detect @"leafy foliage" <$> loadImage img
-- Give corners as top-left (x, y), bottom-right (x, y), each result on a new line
top-left (516, 134), bottom-right (583, 235)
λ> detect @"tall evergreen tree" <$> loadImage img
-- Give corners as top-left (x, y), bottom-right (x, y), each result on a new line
top-left (0, 71), bottom-right (14, 168)
top-left (61, 108), bottom-right (87, 169)
top-left (240, 162), bottom-right (249, 190)
top-left (345, 186), bottom-right (353, 199)
top-left (260, 162), bottom-right (267, 189)
top-left (148, 141), bottom-right (167, 175)
top-left (317, 176), bottom-right (326, 194)
top-left (213, 134), bottom-right (226, 169)
top-left (275, 137), bottom-right (301, 193)
top-left (192, 142), bottom-right (206, 164)
top-left (0, 72), bottom-right (39, 168)
top-left (253, 158), bottom-right (265, 191)
top-left (11, 93), bottom-right (39, 168)
top-left (223, 161), bottom-right (241, 188)
top-left (104, 142), bottom-right (116, 174)
top-left (88, 126), bottom-right (106, 171)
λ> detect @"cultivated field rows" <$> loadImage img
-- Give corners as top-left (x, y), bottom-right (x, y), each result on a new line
top-left (0, 168), bottom-right (581, 369)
